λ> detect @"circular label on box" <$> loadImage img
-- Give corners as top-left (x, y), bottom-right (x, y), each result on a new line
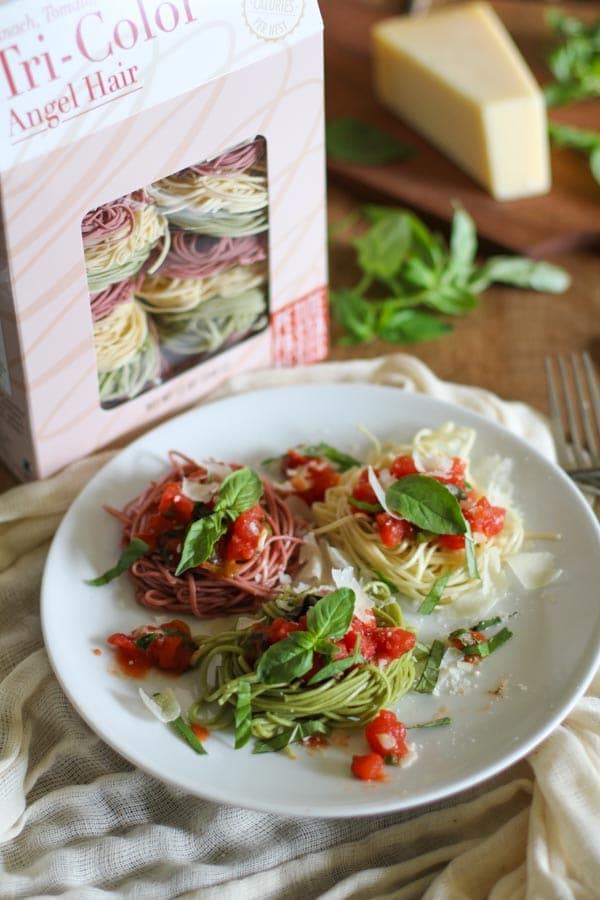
top-left (242, 0), bottom-right (305, 42)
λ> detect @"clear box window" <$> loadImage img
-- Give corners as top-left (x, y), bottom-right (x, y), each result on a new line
top-left (81, 136), bottom-right (269, 409)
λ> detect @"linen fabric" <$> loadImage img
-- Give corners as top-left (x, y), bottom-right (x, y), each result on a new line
top-left (1, 353), bottom-right (598, 899)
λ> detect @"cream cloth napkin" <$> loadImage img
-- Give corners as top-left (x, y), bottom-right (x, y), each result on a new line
top-left (1, 354), bottom-right (598, 899)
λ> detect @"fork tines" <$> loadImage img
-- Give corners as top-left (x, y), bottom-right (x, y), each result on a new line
top-left (545, 352), bottom-right (600, 487)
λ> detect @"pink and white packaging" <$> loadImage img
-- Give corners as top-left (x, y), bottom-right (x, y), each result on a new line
top-left (0, 0), bottom-right (328, 481)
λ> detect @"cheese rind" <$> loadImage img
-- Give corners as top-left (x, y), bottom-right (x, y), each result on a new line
top-left (372, 2), bottom-right (551, 200)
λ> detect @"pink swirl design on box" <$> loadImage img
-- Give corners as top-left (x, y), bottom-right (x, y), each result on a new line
top-left (150, 233), bottom-right (268, 279)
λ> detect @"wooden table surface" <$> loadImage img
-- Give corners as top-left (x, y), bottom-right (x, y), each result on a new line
top-left (0, 0), bottom-right (598, 493)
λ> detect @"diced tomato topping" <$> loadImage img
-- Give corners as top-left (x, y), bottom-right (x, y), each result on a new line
top-left (350, 469), bottom-right (380, 511)
top-left (433, 457), bottom-right (467, 488)
top-left (340, 615), bottom-right (414, 665)
top-left (191, 723), bottom-right (210, 741)
top-left (351, 752), bottom-right (386, 782)
top-left (264, 617), bottom-right (303, 644)
top-left (389, 454), bottom-right (418, 479)
top-left (158, 482), bottom-right (195, 524)
top-left (225, 504), bottom-right (265, 562)
top-left (365, 710), bottom-right (408, 762)
top-left (375, 512), bottom-right (414, 548)
top-left (464, 496), bottom-right (506, 538)
top-left (285, 450), bottom-right (340, 504)
top-left (451, 630), bottom-right (487, 650)
top-left (439, 494), bottom-right (505, 550)
top-left (438, 532), bottom-right (466, 550)
top-left (107, 620), bottom-right (195, 676)
top-left (373, 627), bottom-right (416, 660)
top-left (107, 632), bottom-right (145, 663)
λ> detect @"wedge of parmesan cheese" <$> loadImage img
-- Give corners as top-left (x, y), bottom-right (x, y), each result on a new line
top-left (372, 2), bottom-right (551, 200)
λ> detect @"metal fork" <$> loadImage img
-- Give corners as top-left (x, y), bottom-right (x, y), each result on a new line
top-left (545, 352), bottom-right (600, 498)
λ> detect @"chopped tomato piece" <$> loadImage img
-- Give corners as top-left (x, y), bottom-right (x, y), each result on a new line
top-left (350, 469), bottom-right (380, 510)
top-left (108, 621), bottom-right (196, 675)
top-left (389, 455), bottom-right (418, 479)
top-left (158, 482), bottom-right (195, 523)
top-left (375, 512), bottom-right (414, 548)
top-left (225, 504), bottom-right (265, 562)
top-left (465, 496), bottom-right (506, 538)
top-left (147, 633), bottom-right (193, 673)
top-left (351, 752), bottom-right (386, 782)
top-left (264, 617), bottom-right (303, 644)
top-left (438, 532), bottom-right (466, 550)
top-left (107, 632), bottom-right (145, 663)
top-left (433, 457), bottom-right (467, 488)
top-left (365, 710), bottom-right (408, 762)
top-left (373, 627), bottom-right (416, 660)
top-left (285, 450), bottom-right (340, 504)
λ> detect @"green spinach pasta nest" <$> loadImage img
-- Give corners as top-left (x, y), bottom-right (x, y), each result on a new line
top-left (188, 588), bottom-right (416, 753)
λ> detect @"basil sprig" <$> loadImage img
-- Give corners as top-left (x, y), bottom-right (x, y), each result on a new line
top-left (413, 639), bottom-right (445, 694)
top-left (544, 11), bottom-right (600, 108)
top-left (253, 719), bottom-right (329, 754)
top-left (386, 475), bottom-right (466, 535)
top-left (255, 588), bottom-right (355, 685)
top-left (329, 205), bottom-right (570, 346)
top-left (326, 117), bottom-right (414, 165)
top-left (417, 574), bottom-right (450, 615)
top-left (300, 442), bottom-right (361, 472)
top-left (175, 468), bottom-right (263, 575)
top-left (86, 537), bottom-right (149, 586)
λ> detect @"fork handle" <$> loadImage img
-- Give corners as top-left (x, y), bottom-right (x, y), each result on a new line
top-left (569, 468), bottom-right (600, 482)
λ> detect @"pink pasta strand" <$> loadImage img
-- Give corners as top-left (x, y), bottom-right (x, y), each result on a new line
top-left (149, 233), bottom-right (268, 279)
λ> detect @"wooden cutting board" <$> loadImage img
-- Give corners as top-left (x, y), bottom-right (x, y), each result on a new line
top-left (322, 0), bottom-right (600, 257)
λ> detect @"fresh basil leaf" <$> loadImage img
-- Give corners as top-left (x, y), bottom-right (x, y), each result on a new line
top-left (413, 639), bottom-right (445, 693)
top-left (460, 627), bottom-right (513, 658)
top-left (171, 716), bottom-right (207, 754)
top-left (306, 588), bottom-right (355, 642)
top-left (252, 718), bottom-right (329, 753)
top-left (253, 724), bottom-right (300, 754)
top-left (255, 630), bottom-right (316, 685)
top-left (326, 117), bottom-right (414, 165)
top-left (449, 206), bottom-right (477, 275)
top-left (329, 288), bottom-right (377, 344)
top-left (472, 616), bottom-right (502, 631)
top-left (386, 475), bottom-right (467, 535)
top-left (135, 632), bottom-right (160, 649)
top-left (402, 257), bottom-right (438, 290)
top-left (464, 522), bottom-right (480, 579)
top-left (234, 680), bottom-right (252, 749)
top-left (417, 574), bottom-right (450, 615)
top-left (215, 467), bottom-right (263, 519)
top-left (423, 285), bottom-right (479, 317)
top-left (86, 537), bottom-right (149, 586)
top-left (378, 309), bottom-right (453, 344)
top-left (473, 256), bottom-right (571, 294)
top-left (408, 716), bottom-right (452, 728)
top-left (175, 513), bottom-right (226, 575)
top-left (354, 214), bottom-right (412, 280)
top-left (307, 646), bottom-right (364, 685)
top-left (300, 442), bottom-right (360, 472)
top-left (548, 121), bottom-right (600, 152)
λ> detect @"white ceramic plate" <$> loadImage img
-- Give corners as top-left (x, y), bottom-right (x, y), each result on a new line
top-left (41, 384), bottom-right (600, 817)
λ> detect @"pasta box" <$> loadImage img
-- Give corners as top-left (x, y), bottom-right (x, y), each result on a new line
top-left (0, 0), bottom-right (328, 481)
